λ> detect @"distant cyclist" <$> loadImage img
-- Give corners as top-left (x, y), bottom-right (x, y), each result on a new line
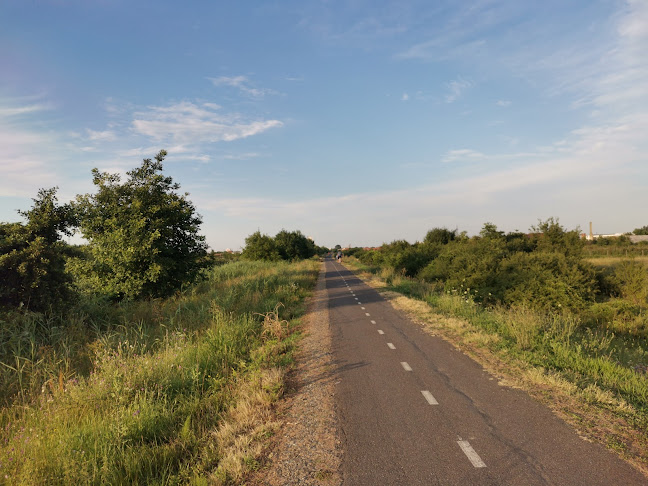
top-left (336, 251), bottom-right (342, 262)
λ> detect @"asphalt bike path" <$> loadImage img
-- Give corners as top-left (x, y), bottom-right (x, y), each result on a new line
top-left (326, 258), bottom-right (646, 485)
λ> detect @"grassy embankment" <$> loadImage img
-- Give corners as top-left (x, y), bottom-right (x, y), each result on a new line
top-left (343, 257), bottom-right (648, 474)
top-left (0, 259), bottom-right (319, 485)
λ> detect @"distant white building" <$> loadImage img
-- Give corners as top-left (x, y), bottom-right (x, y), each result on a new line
top-left (585, 233), bottom-right (624, 241)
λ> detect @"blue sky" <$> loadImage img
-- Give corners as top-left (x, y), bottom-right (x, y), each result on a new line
top-left (1, 0), bottom-right (647, 250)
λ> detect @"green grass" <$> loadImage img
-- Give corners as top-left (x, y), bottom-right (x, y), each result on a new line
top-left (0, 259), bottom-right (319, 485)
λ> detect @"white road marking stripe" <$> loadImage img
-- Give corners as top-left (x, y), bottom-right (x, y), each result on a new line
top-left (370, 320), bottom-right (376, 324)
top-left (401, 362), bottom-right (412, 371)
top-left (458, 441), bottom-right (486, 468)
top-left (387, 343), bottom-right (396, 349)
top-left (354, 297), bottom-right (358, 300)
top-left (378, 330), bottom-right (384, 335)
top-left (357, 302), bottom-right (361, 305)
top-left (361, 306), bottom-right (365, 310)
top-left (421, 390), bottom-right (438, 405)
top-left (365, 313), bottom-right (371, 316)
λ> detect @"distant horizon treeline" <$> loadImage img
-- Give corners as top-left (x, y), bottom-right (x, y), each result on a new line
top-left (240, 229), bottom-right (327, 262)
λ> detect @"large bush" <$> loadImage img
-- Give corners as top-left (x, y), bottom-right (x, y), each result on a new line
top-left (242, 229), bottom-right (316, 261)
top-left (274, 229), bottom-right (316, 260)
top-left (498, 251), bottom-right (598, 311)
top-left (612, 259), bottom-right (648, 306)
top-left (72, 151), bottom-right (208, 300)
top-left (242, 231), bottom-right (281, 261)
top-left (419, 234), bottom-right (508, 298)
top-left (418, 220), bottom-right (597, 311)
top-left (0, 188), bottom-right (75, 311)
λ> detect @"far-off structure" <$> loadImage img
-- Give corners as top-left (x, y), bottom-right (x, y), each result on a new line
top-left (584, 222), bottom-right (648, 243)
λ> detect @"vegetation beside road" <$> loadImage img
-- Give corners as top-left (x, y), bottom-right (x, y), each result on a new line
top-left (0, 259), bottom-right (319, 484)
top-left (0, 151), bottom-right (323, 484)
top-left (342, 220), bottom-right (648, 472)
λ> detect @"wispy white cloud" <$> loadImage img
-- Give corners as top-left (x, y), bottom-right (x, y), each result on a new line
top-left (506, 1), bottom-right (648, 116)
top-left (445, 77), bottom-right (472, 103)
top-left (401, 92), bottom-right (409, 101)
top-left (86, 129), bottom-right (116, 141)
top-left (442, 149), bottom-right (485, 163)
top-left (0, 103), bottom-right (53, 117)
top-left (222, 152), bottom-right (261, 160)
top-left (0, 98), bottom-right (62, 198)
top-left (297, 2), bottom-right (411, 50)
top-left (208, 75), bottom-right (277, 98)
top-left (396, 38), bottom-right (486, 61)
top-left (496, 100), bottom-right (511, 107)
top-left (131, 101), bottom-right (283, 144)
top-left (182, 154), bottom-right (210, 163)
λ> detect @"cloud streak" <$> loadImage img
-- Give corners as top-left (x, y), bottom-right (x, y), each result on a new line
top-left (209, 75), bottom-right (277, 98)
top-left (131, 101), bottom-right (283, 144)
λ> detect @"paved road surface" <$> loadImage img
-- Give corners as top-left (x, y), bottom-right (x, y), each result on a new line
top-left (326, 258), bottom-right (646, 485)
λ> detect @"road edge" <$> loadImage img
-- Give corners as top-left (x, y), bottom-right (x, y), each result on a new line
top-left (249, 262), bottom-right (342, 485)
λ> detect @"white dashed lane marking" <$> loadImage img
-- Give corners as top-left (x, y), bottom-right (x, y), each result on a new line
top-left (458, 440), bottom-right (486, 468)
top-left (361, 307), bottom-right (366, 310)
top-left (401, 362), bottom-right (412, 371)
top-left (370, 320), bottom-right (376, 324)
top-left (387, 343), bottom-right (396, 349)
top-left (421, 390), bottom-right (439, 405)
top-left (365, 313), bottom-right (371, 317)
top-left (378, 330), bottom-right (384, 335)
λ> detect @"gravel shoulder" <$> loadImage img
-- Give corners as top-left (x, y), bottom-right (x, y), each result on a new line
top-left (250, 264), bottom-right (342, 485)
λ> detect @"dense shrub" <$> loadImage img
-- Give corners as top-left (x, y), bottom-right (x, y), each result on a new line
top-left (423, 227), bottom-right (457, 245)
top-left (242, 229), bottom-right (316, 261)
top-left (274, 229), bottom-right (316, 260)
top-left (498, 251), bottom-right (598, 311)
top-left (0, 188), bottom-right (75, 311)
top-left (385, 220), bottom-right (601, 311)
top-left (419, 235), bottom-right (508, 300)
top-left (612, 259), bottom-right (648, 305)
top-left (242, 231), bottom-right (281, 261)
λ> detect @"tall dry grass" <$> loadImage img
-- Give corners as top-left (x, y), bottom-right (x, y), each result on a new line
top-left (0, 259), bottom-right (319, 484)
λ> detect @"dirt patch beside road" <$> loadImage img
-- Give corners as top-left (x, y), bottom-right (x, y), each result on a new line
top-left (250, 265), bottom-right (341, 485)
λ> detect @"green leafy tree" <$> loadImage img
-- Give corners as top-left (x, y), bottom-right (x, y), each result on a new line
top-left (479, 222), bottom-right (504, 240)
top-left (274, 229), bottom-right (315, 260)
top-left (0, 188), bottom-right (75, 310)
top-left (241, 231), bottom-right (281, 261)
top-left (633, 225), bottom-right (648, 235)
top-left (530, 217), bottom-right (583, 258)
top-left (423, 227), bottom-right (457, 245)
top-left (73, 150), bottom-right (208, 299)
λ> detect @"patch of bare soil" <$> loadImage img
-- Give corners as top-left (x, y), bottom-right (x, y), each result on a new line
top-left (249, 266), bottom-right (341, 485)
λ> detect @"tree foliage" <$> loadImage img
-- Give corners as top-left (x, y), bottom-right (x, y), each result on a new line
top-left (241, 231), bottom-right (281, 261)
top-left (0, 188), bottom-right (75, 311)
top-left (242, 229), bottom-right (316, 261)
top-left (72, 151), bottom-right (208, 299)
top-left (275, 229), bottom-right (316, 260)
